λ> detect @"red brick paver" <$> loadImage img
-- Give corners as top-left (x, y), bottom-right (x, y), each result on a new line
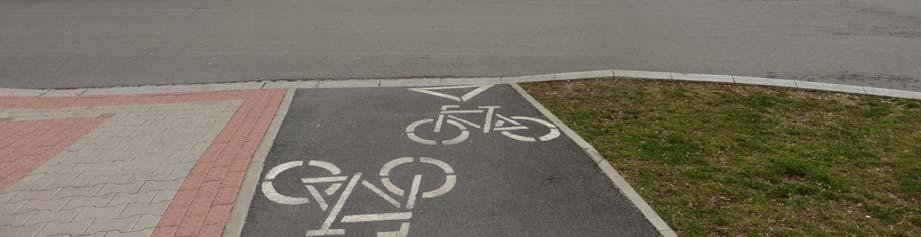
top-left (0, 89), bottom-right (286, 237)
top-left (0, 117), bottom-right (107, 189)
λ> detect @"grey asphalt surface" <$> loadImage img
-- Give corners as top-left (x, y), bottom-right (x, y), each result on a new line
top-left (2, 0), bottom-right (920, 90)
top-left (241, 85), bottom-right (659, 236)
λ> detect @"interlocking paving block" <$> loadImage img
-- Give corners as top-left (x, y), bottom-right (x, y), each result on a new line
top-left (26, 209), bottom-right (80, 225)
top-left (74, 204), bottom-right (127, 222)
top-left (108, 192), bottom-right (157, 207)
top-left (120, 202), bottom-right (169, 218)
top-left (0, 211), bottom-right (36, 226)
top-left (0, 222), bottom-right (46, 237)
top-left (150, 191), bottom-right (176, 204)
top-left (97, 183), bottom-right (144, 196)
top-left (105, 228), bottom-right (155, 237)
top-left (84, 215), bottom-right (140, 234)
top-left (64, 194), bottom-right (116, 210)
top-left (36, 219), bottom-right (93, 236)
top-left (132, 215), bottom-right (161, 231)
top-left (54, 185), bottom-right (104, 199)
top-left (18, 198), bottom-right (71, 213)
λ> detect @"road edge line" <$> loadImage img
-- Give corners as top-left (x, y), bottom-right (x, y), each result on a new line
top-left (509, 83), bottom-right (677, 237)
top-left (223, 88), bottom-right (297, 237)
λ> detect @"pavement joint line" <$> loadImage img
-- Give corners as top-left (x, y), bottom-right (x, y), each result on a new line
top-left (223, 88), bottom-right (296, 237)
top-left (510, 83), bottom-right (677, 237)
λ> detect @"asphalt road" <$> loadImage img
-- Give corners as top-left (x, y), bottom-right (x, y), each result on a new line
top-left (1, 0), bottom-right (920, 90)
top-left (242, 85), bottom-right (659, 236)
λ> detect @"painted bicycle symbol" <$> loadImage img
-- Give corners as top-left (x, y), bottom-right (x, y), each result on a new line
top-left (261, 157), bottom-right (456, 237)
top-left (405, 105), bottom-right (561, 145)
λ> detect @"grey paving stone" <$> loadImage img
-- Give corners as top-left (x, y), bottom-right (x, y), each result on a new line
top-left (137, 179), bottom-right (183, 193)
top-left (36, 219), bottom-right (92, 236)
top-left (96, 183), bottom-right (142, 196)
top-left (84, 216), bottom-right (140, 235)
top-left (9, 189), bottom-right (60, 203)
top-left (18, 198), bottom-right (70, 213)
top-left (0, 222), bottom-right (46, 237)
top-left (26, 209), bottom-right (79, 225)
top-left (150, 191), bottom-right (176, 204)
top-left (64, 194), bottom-right (116, 210)
top-left (0, 211), bottom-right (36, 226)
top-left (105, 228), bottom-right (154, 237)
top-left (130, 215), bottom-right (160, 231)
top-left (0, 202), bottom-right (25, 214)
top-left (54, 185), bottom-right (103, 199)
top-left (74, 204), bottom-right (127, 222)
top-left (119, 202), bottom-right (169, 218)
top-left (0, 191), bottom-right (17, 203)
top-left (83, 174), bottom-right (131, 187)
top-left (108, 192), bottom-right (157, 207)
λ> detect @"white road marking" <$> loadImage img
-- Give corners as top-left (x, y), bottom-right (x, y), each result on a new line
top-left (380, 157), bottom-right (414, 177)
top-left (321, 173), bottom-right (362, 229)
top-left (407, 85), bottom-right (493, 102)
top-left (340, 212), bottom-right (413, 223)
top-left (362, 180), bottom-right (402, 208)
top-left (422, 175), bottom-right (455, 199)
top-left (405, 175), bottom-right (423, 209)
top-left (376, 222), bottom-right (411, 237)
top-left (302, 176), bottom-right (348, 183)
top-left (306, 185), bottom-right (329, 211)
top-left (325, 183), bottom-right (342, 196)
top-left (308, 160), bottom-right (342, 175)
top-left (420, 157), bottom-right (454, 174)
top-left (261, 181), bottom-right (310, 205)
top-left (265, 161), bottom-right (302, 180)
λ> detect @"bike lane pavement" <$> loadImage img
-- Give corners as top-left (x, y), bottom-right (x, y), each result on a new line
top-left (240, 84), bottom-right (661, 236)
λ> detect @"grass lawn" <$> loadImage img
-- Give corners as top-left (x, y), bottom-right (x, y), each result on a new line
top-left (522, 79), bottom-right (921, 236)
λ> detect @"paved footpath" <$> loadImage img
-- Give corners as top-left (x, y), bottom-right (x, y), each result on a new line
top-left (1, 84), bottom-right (669, 236)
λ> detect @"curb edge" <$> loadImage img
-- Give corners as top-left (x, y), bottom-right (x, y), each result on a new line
top-left (4, 69), bottom-right (918, 100)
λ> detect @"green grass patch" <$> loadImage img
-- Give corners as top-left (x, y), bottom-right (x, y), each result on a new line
top-left (522, 79), bottom-right (921, 236)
